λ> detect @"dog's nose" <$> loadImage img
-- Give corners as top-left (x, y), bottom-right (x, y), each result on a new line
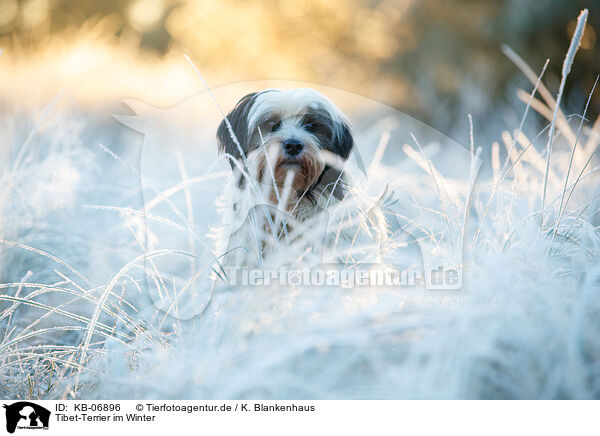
top-left (283, 139), bottom-right (304, 156)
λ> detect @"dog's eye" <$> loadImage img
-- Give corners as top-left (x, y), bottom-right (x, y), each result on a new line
top-left (304, 122), bottom-right (319, 132)
top-left (271, 120), bottom-right (282, 132)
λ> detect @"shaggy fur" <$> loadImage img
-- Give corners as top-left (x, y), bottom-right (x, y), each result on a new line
top-left (212, 88), bottom-right (387, 268)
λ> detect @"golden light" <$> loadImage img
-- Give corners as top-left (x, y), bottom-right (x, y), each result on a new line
top-left (128, 0), bottom-right (165, 32)
top-left (20, 0), bottom-right (49, 28)
top-left (0, 0), bottom-right (18, 30)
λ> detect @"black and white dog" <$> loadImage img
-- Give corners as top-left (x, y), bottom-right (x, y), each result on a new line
top-left (213, 88), bottom-right (387, 267)
top-left (217, 88), bottom-right (354, 215)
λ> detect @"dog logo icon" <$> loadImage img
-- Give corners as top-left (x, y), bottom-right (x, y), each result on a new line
top-left (2, 402), bottom-right (50, 433)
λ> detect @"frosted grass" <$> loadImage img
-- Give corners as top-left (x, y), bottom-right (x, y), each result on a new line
top-left (0, 10), bottom-right (599, 399)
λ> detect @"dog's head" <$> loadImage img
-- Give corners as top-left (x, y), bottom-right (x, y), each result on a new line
top-left (216, 89), bottom-right (353, 201)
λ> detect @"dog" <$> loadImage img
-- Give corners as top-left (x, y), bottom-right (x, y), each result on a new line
top-left (212, 88), bottom-right (388, 271)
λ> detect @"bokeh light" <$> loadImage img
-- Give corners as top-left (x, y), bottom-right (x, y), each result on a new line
top-left (0, 0), bottom-right (597, 134)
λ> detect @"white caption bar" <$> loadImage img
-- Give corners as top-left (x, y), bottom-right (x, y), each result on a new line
top-left (1, 400), bottom-right (597, 436)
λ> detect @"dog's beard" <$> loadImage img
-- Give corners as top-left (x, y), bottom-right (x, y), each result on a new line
top-left (248, 139), bottom-right (325, 211)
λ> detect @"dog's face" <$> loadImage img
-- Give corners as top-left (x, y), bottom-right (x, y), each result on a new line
top-left (216, 89), bottom-right (353, 201)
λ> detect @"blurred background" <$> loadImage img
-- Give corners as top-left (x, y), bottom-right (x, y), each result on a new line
top-left (0, 0), bottom-right (598, 140)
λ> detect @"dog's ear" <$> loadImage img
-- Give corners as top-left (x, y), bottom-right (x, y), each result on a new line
top-left (332, 120), bottom-right (354, 160)
top-left (314, 120), bottom-right (352, 200)
top-left (216, 92), bottom-right (258, 166)
top-left (316, 165), bottom-right (347, 201)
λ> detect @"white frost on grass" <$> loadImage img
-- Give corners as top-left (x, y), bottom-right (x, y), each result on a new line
top-left (1, 20), bottom-right (599, 399)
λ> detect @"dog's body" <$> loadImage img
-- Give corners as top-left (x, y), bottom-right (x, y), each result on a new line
top-left (212, 88), bottom-right (388, 270)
